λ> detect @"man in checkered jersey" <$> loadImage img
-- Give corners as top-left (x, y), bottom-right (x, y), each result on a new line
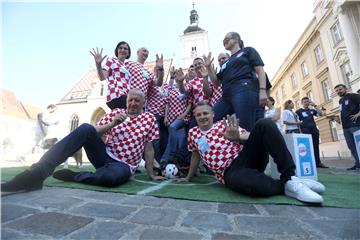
top-left (177, 58), bottom-right (212, 128)
top-left (2, 89), bottom-right (163, 194)
top-left (180, 101), bottom-right (326, 204)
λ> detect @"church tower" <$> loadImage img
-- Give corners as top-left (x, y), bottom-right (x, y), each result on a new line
top-left (180, 3), bottom-right (209, 69)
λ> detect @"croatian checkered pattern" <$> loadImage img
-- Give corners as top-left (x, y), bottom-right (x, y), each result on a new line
top-left (124, 60), bottom-right (154, 95)
top-left (185, 77), bottom-right (211, 105)
top-left (188, 121), bottom-right (243, 184)
top-left (103, 57), bottom-right (130, 103)
top-left (166, 87), bottom-right (191, 124)
top-left (146, 84), bottom-right (169, 116)
top-left (210, 85), bottom-right (223, 106)
top-left (97, 109), bottom-right (159, 174)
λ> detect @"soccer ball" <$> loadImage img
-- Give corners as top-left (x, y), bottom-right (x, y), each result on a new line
top-left (164, 164), bottom-right (178, 179)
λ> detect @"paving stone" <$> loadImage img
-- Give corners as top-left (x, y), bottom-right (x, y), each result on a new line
top-left (121, 195), bottom-right (167, 207)
top-left (139, 228), bottom-right (203, 240)
top-left (130, 207), bottom-right (180, 227)
top-left (182, 212), bottom-right (232, 231)
top-left (23, 195), bottom-right (84, 210)
top-left (262, 205), bottom-right (314, 219)
top-left (4, 212), bottom-right (93, 237)
top-left (69, 220), bottom-right (136, 239)
top-left (218, 203), bottom-right (259, 215)
top-left (234, 216), bottom-right (309, 236)
top-left (305, 219), bottom-right (360, 239)
top-left (308, 207), bottom-right (360, 219)
top-left (166, 199), bottom-right (214, 211)
top-left (212, 232), bottom-right (255, 240)
top-left (1, 228), bottom-right (51, 240)
top-left (80, 191), bottom-right (128, 202)
top-left (1, 204), bottom-right (40, 223)
top-left (1, 190), bottom-right (43, 204)
top-left (72, 202), bottom-right (137, 220)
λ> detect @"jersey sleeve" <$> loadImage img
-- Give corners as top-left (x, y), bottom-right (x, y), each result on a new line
top-left (145, 114), bottom-right (160, 142)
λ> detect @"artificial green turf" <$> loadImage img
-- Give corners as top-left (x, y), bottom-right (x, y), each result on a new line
top-left (2, 166), bottom-right (359, 208)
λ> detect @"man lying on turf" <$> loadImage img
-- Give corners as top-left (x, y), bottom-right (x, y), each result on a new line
top-left (178, 101), bottom-right (325, 204)
top-left (2, 89), bottom-right (164, 193)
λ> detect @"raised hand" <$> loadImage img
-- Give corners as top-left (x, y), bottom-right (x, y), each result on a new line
top-left (219, 114), bottom-right (250, 142)
top-left (170, 66), bottom-right (176, 79)
top-left (155, 54), bottom-right (164, 70)
top-left (90, 47), bottom-right (107, 65)
top-left (203, 52), bottom-right (214, 68)
top-left (197, 66), bottom-right (209, 79)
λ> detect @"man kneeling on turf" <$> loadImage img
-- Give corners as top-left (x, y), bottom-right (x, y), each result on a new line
top-left (179, 101), bottom-right (325, 204)
top-left (2, 89), bottom-right (163, 193)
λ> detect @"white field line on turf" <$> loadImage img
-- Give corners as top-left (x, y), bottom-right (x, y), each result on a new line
top-left (136, 179), bottom-right (174, 195)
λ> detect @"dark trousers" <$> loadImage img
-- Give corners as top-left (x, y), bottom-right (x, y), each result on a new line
top-left (224, 118), bottom-right (295, 197)
top-left (152, 115), bottom-right (168, 162)
top-left (214, 81), bottom-right (259, 131)
top-left (31, 123), bottom-right (131, 187)
top-left (106, 95), bottom-right (127, 110)
top-left (301, 128), bottom-right (321, 165)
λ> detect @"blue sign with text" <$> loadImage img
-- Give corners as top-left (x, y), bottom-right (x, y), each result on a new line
top-left (296, 137), bottom-right (315, 177)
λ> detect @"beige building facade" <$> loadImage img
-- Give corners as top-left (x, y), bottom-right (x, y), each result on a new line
top-left (271, 0), bottom-right (360, 159)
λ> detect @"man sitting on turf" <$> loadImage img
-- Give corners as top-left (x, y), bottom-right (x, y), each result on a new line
top-left (179, 101), bottom-right (325, 204)
top-left (2, 89), bottom-right (163, 193)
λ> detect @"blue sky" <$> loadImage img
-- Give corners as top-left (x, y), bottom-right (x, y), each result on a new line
top-left (2, 0), bottom-right (314, 108)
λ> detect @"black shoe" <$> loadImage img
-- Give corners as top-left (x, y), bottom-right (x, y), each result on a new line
top-left (1, 170), bottom-right (43, 193)
top-left (316, 163), bottom-right (329, 168)
top-left (53, 169), bottom-right (78, 182)
top-left (346, 165), bottom-right (357, 170)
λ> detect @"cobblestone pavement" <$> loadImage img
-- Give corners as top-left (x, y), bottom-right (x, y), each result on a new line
top-left (1, 156), bottom-right (360, 240)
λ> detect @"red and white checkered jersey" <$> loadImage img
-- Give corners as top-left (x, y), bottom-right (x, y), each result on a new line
top-left (210, 85), bottom-right (223, 106)
top-left (146, 84), bottom-right (169, 116)
top-left (103, 57), bottom-right (130, 103)
top-left (97, 109), bottom-right (159, 174)
top-left (188, 121), bottom-right (244, 184)
top-left (124, 60), bottom-right (154, 96)
top-left (166, 87), bottom-right (191, 124)
top-left (185, 77), bottom-right (211, 105)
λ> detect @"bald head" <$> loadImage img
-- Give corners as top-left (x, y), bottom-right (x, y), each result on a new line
top-left (137, 47), bottom-right (149, 64)
top-left (127, 89), bottom-right (145, 115)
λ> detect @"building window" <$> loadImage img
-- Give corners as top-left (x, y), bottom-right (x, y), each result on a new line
top-left (191, 46), bottom-right (197, 57)
top-left (330, 21), bottom-right (343, 46)
top-left (301, 61), bottom-right (309, 77)
top-left (321, 79), bottom-right (331, 101)
top-left (330, 120), bottom-right (339, 141)
top-left (340, 62), bottom-right (353, 86)
top-left (290, 73), bottom-right (298, 89)
top-left (295, 99), bottom-right (301, 110)
top-left (281, 84), bottom-right (286, 98)
top-left (314, 45), bottom-right (324, 64)
top-left (70, 114), bottom-right (79, 132)
top-left (306, 91), bottom-right (313, 101)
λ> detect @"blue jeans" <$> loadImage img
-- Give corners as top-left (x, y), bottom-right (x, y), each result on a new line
top-left (343, 127), bottom-right (360, 168)
top-left (31, 123), bottom-right (131, 187)
top-left (161, 119), bottom-right (186, 165)
top-left (152, 115), bottom-right (169, 161)
top-left (214, 80), bottom-right (259, 131)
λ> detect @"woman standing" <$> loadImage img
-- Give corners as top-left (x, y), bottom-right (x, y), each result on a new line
top-left (205, 32), bottom-right (267, 131)
top-left (264, 97), bottom-right (281, 130)
top-left (282, 100), bottom-right (302, 133)
top-left (90, 41), bottom-right (131, 109)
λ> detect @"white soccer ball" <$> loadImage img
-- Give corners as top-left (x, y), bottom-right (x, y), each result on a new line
top-left (164, 164), bottom-right (178, 179)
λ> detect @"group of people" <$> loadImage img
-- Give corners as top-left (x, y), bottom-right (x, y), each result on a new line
top-left (10, 30), bottom-right (358, 205)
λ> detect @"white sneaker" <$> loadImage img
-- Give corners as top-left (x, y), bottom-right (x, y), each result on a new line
top-left (285, 178), bottom-right (324, 203)
top-left (290, 176), bottom-right (325, 193)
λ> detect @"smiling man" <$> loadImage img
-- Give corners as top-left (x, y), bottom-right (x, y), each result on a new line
top-left (180, 101), bottom-right (326, 204)
top-left (2, 89), bottom-right (163, 194)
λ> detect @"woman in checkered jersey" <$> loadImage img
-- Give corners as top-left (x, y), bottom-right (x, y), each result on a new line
top-left (90, 41), bottom-right (131, 110)
top-left (180, 101), bottom-right (326, 204)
